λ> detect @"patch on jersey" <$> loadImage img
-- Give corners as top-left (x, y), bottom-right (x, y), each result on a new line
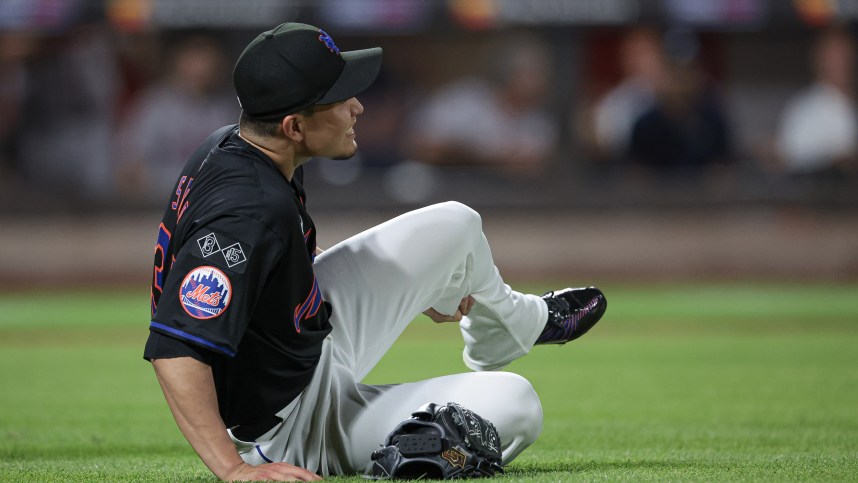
top-left (197, 233), bottom-right (221, 257)
top-left (191, 231), bottom-right (253, 274)
top-left (220, 243), bottom-right (247, 268)
top-left (180, 266), bottom-right (232, 319)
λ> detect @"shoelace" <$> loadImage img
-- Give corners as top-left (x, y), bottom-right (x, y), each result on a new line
top-left (544, 292), bottom-right (575, 328)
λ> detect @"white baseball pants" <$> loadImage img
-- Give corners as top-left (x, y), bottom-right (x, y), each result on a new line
top-left (230, 202), bottom-right (549, 475)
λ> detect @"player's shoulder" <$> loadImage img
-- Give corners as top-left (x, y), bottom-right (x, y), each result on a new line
top-left (187, 125), bottom-right (238, 165)
top-left (183, 128), bottom-right (262, 200)
top-left (172, 126), bottom-right (293, 219)
top-left (205, 132), bottom-right (303, 232)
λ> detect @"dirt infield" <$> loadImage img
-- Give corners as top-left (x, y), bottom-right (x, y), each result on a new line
top-left (2, 207), bottom-right (856, 288)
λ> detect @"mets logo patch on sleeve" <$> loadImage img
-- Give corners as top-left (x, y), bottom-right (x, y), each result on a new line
top-left (180, 266), bottom-right (232, 319)
top-left (192, 231), bottom-right (252, 274)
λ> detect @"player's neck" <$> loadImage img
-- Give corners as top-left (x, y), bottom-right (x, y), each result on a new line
top-left (239, 131), bottom-right (305, 181)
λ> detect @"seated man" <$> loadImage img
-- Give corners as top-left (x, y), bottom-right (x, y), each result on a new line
top-left (144, 23), bottom-right (607, 482)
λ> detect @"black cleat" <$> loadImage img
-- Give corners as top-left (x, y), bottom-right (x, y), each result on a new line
top-left (536, 287), bottom-right (607, 345)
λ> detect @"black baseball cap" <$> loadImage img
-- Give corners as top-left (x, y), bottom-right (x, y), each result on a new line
top-left (234, 23), bottom-right (383, 121)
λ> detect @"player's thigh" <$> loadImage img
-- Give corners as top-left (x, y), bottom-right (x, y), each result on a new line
top-left (313, 202), bottom-right (483, 375)
top-left (345, 371), bottom-right (543, 471)
top-left (314, 201), bottom-right (482, 311)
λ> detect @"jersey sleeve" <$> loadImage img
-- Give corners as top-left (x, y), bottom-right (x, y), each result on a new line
top-left (150, 214), bottom-right (283, 358)
top-left (143, 330), bottom-right (219, 366)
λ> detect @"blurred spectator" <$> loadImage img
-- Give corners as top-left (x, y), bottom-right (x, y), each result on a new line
top-left (628, 30), bottom-right (732, 176)
top-left (0, 32), bottom-right (38, 184)
top-left (14, 25), bottom-right (119, 199)
top-left (116, 33), bottom-right (237, 201)
top-left (349, 69), bottom-right (411, 169)
top-left (590, 27), bottom-right (667, 162)
top-left (115, 30), bottom-right (164, 121)
top-left (775, 27), bottom-right (857, 178)
top-left (404, 34), bottom-right (557, 177)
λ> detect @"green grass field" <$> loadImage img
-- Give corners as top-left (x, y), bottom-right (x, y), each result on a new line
top-left (1, 283), bottom-right (857, 481)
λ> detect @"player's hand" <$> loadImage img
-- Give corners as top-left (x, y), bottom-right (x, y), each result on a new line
top-left (224, 461), bottom-right (322, 481)
top-left (423, 296), bottom-right (475, 323)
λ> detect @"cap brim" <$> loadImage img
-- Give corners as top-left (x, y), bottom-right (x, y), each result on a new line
top-left (316, 47), bottom-right (382, 105)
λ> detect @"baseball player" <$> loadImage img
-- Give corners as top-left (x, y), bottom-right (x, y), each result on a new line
top-left (145, 23), bottom-right (607, 481)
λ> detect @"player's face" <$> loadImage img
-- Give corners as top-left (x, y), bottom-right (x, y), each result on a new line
top-left (301, 97), bottom-right (364, 160)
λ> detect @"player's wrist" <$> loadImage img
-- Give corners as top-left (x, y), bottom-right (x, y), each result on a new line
top-left (219, 460), bottom-right (253, 482)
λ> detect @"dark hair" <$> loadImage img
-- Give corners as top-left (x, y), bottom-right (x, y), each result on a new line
top-left (239, 110), bottom-right (282, 138)
top-left (238, 106), bottom-right (317, 139)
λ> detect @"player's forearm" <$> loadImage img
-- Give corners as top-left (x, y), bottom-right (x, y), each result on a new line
top-left (152, 357), bottom-right (244, 480)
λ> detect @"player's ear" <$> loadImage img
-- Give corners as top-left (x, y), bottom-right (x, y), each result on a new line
top-left (281, 115), bottom-right (304, 142)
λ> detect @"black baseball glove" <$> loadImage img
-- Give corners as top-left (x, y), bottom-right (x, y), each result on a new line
top-left (369, 402), bottom-right (504, 480)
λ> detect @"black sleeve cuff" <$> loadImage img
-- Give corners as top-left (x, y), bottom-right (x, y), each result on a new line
top-left (143, 330), bottom-right (221, 367)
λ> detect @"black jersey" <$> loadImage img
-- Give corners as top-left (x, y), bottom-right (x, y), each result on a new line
top-left (144, 125), bottom-right (332, 429)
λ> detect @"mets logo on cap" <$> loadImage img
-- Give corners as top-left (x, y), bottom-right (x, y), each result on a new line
top-left (318, 29), bottom-right (340, 55)
top-left (180, 266), bottom-right (232, 319)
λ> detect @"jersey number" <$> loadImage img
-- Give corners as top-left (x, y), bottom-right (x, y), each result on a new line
top-left (151, 223), bottom-right (172, 316)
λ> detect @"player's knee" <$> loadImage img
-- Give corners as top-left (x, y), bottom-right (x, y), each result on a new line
top-left (439, 201), bottom-right (481, 227)
top-left (497, 372), bottom-right (543, 446)
top-left (435, 201), bottom-right (482, 242)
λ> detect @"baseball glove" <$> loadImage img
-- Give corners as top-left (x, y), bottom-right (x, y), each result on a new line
top-left (369, 402), bottom-right (504, 480)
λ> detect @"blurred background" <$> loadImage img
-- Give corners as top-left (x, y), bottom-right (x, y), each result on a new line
top-left (1, 0), bottom-right (857, 287)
